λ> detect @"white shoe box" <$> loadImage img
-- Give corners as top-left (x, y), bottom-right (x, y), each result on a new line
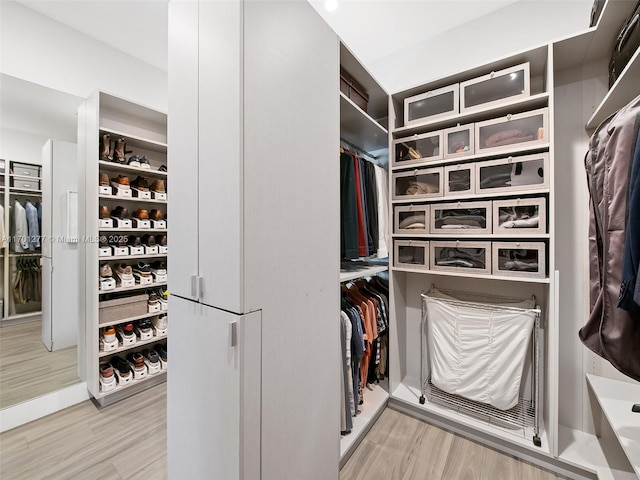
top-left (112, 185), bottom-right (132, 197)
top-left (131, 365), bottom-right (148, 380)
top-left (133, 218), bottom-right (151, 229)
top-left (136, 328), bottom-right (153, 341)
top-left (119, 277), bottom-right (135, 288)
top-left (100, 377), bottom-right (117, 392)
top-left (132, 188), bottom-right (151, 199)
top-left (100, 336), bottom-right (119, 352)
top-left (153, 273), bottom-right (168, 283)
top-left (99, 218), bottom-right (113, 228)
top-left (148, 303), bottom-right (161, 314)
top-left (136, 274), bottom-right (153, 285)
top-left (117, 330), bottom-right (137, 347)
top-left (151, 219), bottom-right (166, 229)
top-left (99, 185), bottom-right (112, 195)
top-left (99, 246), bottom-right (112, 257)
top-left (159, 245), bottom-right (168, 254)
top-left (128, 245), bottom-right (145, 256)
top-left (152, 192), bottom-right (167, 201)
top-left (159, 300), bottom-right (168, 312)
top-left (115, 369), bottom-right (133, 385)
top-left (145, 360), bottom-right (162, 375)
top-left (144, 245), bottom-right (159, 255)
top-left (112, 245), bottom-right (129, 256)
top-left (112, 217), bottom-right (133, 229)
top-left (160, 358), bottom-right (168, 370)
top-left (100, 278), bottom-right (116, 291)
top-left (153, 325), bottom-right (168, 337)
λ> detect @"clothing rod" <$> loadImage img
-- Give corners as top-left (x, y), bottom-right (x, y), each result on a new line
top-left (340, 137), bottom-right (378, 161)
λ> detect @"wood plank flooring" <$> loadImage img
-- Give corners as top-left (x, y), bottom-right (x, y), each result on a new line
top-left (1, 383), bottom-right (567, 480)
top-left (0, 320), bottom-right (79, 408)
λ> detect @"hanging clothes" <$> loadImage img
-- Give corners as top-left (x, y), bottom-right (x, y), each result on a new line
top-left (13, 259), bottom-right (42, 304)
top-left (580, 94), bottom-right (640, 381)
top-left (0, 204), bottom-right (6, 249)
top-left (25, 200), bottom-right (40, 250)
top-left (12, 200), bottom-right (29, 253)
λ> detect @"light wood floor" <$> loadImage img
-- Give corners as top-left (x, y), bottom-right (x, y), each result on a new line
top-left (1, 383), bottom-right (567, 480)
top-left (0, 320), bottom-right (79, 409)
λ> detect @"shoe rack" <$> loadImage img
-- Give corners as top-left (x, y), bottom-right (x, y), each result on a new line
top-left (0, 158), bottom-right (43, 324)
top-left (78, 91), bottom-right (168, 406)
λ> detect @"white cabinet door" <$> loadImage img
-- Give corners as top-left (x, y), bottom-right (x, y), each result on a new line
top-left (168, 0), bottom-right (200, 301)
top-left (167, 296), bottom-right (261, 480)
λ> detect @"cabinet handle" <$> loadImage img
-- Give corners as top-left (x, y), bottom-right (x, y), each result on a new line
top-left (190, 275), bottom-right (198, 299)
top-left (228, 321), bottom-right (237, 347)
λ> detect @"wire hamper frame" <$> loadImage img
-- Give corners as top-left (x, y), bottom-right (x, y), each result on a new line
top-left (419, 288), bottom-right (542, 447)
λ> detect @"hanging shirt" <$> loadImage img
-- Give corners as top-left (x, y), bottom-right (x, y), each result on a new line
top-left (13, 200), bottom-right (29, 252)
top-left (0, 205), bottom-right (6, 249)
top-left (25, 201), bottom-right (40, 250)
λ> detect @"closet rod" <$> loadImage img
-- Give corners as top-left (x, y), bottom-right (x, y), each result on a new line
top-left (340, 137), bottom-right (378, 162)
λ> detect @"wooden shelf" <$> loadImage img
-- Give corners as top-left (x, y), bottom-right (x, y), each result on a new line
top-left (103, 253), bottom-right (167, 261)
top-left (392, 189), bottom-right (550, 205)
top-left (99, 311), bottom-right (165, 329)
top-left (586, 46), bottom-right (640, 129)
top-left (99, 282), bottom-right (167, 296)
top-left (340, 264), bottom-right (388, 283)
top-left (391, 267), bottom-right (550, 284)
top-left (99, 228), bottom-right (167, 233)
top-left (98, 160), bottom-right (167, 177)
top-left (393, 93), bottom-right (549, 137)
top-left (99, 333), bottom-right (167, 358)
top-left (586, 374), bottom-right (640, 477)
top-left (98, 194), bottom-right (167, 204)
top-left (9, 188), bottom-right (42, 195)
top-left (340, 93), bottom-right (388, 154)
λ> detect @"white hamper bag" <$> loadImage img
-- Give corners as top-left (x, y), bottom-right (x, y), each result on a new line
top-left (425, 292), bottom-right (536, 410)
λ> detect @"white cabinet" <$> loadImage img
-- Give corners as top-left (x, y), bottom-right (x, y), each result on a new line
top-left (168, 1), bottom-right (339, 479)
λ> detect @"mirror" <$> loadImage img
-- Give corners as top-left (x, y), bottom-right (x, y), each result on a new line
top-left (0, 73), bottom-right (84, 409)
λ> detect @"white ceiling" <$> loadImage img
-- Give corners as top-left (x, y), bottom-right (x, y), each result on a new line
top-left (16, 0), bottom-right (526, 74)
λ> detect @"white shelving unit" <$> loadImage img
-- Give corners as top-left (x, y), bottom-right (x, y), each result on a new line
top-left (1, 160), bottom-right (43, 323)
top-left (339, 41), bottom-right (390, 464)
top-left (78, 90), bottom-right (168, 406)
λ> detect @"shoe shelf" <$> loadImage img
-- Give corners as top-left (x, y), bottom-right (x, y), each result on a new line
top-left (99, 333), bottom-right (168, 358)
top-left (98, 128), bottom-right (168, 152)
top-left (98, 160), bottom-right (167, 177)
top-left (99, 311), bottom-right (166, 329)
top-left (98, 194), bottom-right (167, 204)
top-left (391, 266), bottom-right (550, 283)
top-left (99, 282), bottom-right (167, 296)
top-left (392, 233), bottom-right (550, 239)
top-left (99, 228), bottom-right (167, 233)
top-left (392, 188), bottom-right (550, 205)
top-left (9, 252), bottom-right (42, 257)
top-left (9, 188), bottom-right (42, 195)
top-left (106, 253), bottom-right (167, 261)
top-left (98, 370), bottom-right (167, 400)
top-left (391, 143), bottom-right (550, 171)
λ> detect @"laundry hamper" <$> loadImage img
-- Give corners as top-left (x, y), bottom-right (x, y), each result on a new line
top-left (419, 287), bottom-right (541, 446)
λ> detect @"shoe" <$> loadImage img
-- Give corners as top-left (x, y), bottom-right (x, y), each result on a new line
top-left (127, 351), bottom-right (145, 369)
top-left (141, 234), bottom-right (156, 247)
top-left (109, 235), bottom-right (128, 248)
top-left (144, 349), bottom-right (160, 365)
top-left (148, 291), bottom-right (159, 306)
top-left (127, 235), bottom-right (141, 247)
top-left (155, 235), bottom-right (167, 247)
top-left (102, 326), bottom-right (116, 342)
top-left (111, 206), bottom-right (130, 219)
top-left (149, 209), bottom-right (164, 221)
top-left (150, 179), bottom-right (165, 193)
top-left (127, 155), bottom-right (142, 168)
top-left (99, 235), bottom-right (109, 247)
top-left (152, 314), bottom-right (168, 330)
top-left (114, 138), bottom-right (127, 164)
top-left (99, 205), bottom-right (111, 219)
top-left (99, 172), bottom-right (109, 186)
top-left (154, 343), bottom-right (167, 362)
top-left (100, 361), bottom-right (114, 378)
top-left (111, 356), bottom-right (132, 378)
top-left (138, 319), bottom-right (153, 334)
top-left (134, 262), bottom-right (152, 277)
top-left (111, 175), bottom-right (130, 189)
top-left (99, 362), bottom-right (117, 391)
top-left (131, 176), bottom-right (149, 191)
top-left (100, 264), bottom-right (113, 278)
top-left (133, 209), bottom-right (149, 220)
top-left (139, 156), bottom-right (151, 169)
top-left (115, 263), bottom-right (133, 281)
top-left (150, 261), bottom-right (167, 276)
top-left (100, 134), bottom-right (113, 162)
top-left (158, 164), bottom-right (167, 172)
top-left (120, 322), bottom-right (135, 341)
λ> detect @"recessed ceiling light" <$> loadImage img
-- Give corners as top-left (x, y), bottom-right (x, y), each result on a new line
top-left (325, 0), bottom-right (338, 12)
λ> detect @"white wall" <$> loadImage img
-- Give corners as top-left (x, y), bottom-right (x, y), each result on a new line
top-left (0, 1), bottom-right (167, 112)
top-left (368, 0), bottom-right (593, 93)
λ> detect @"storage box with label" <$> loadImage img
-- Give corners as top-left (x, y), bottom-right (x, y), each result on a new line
top-left (475, 108), bottom-right (548, 155)
top-left (394, 240), bottom-right (429, 270)
top-left (460, 63), bottom-right (530, 113)
top-left (11, 178), bottom-right (40, 191)
top-left (12, 162), bottom-right (40, 178)
top-left (443, 123), bottom-right (475, 159)
top-left (443, 164), bottom-right (475, 196)
top-left (394, 205), bottom-right (429, 235)
top-left (476, 153), bottom-right (549, 195)
top-left (492, 197), bottom-right (546, 235)
top-left (99, 294), bottom-right (148, 325)
top-left (430, 201), bottom-right (492, 235)
top-left (393, 131), bottom-right (443, 167)
top-left (492, 241), bottom-right (546, 279)
top-left (404, 84), bottom-right (459, 126)
top-left (340, 67), bottom-right (369, 112)
top-left (430, 241), bottom-right (491, 275)
top-left (392, 167), bottom-right (443, 201)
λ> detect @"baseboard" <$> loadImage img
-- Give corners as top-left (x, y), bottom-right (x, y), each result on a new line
top-left (0, 382), bottom-right (89, 432)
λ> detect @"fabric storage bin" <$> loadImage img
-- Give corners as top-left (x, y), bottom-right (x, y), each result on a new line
top-left (393, 131), bottom-right (443, 167)
top-left (475, 108), bottom-right (548, 155)
top-left (444, 164), bottom-right (475, 196)
top-left (493, 197), bottom-right (546, 235)
top-left (460, 63), bottom-right (530, 113)
top-left (404, 84), bottom-right (459, 125)
top-left (492, 241), bottom-right (546, 279)
top-left (394, 204), bottom-right (429, 234)
top-left (11, 178), bottom-right (41, 191)
top-left (392, 167), bottom-right (443, 201)
top-left (12, 163), bottom-right (40, 178)
top-left (476, 153), bottom-right (549, 195)
top-left (394, 240), bottom-right (429, 270)
top-left (340, 67), bottom-right (369, 112)
top-left (430, 201), bottom-right (491, 235)
top-left (430, 241), bottom-right (491, 275)
top-left (99, 293), bottom-right (148, 324)
top-left (443, 123), bottom-right (474, 159)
